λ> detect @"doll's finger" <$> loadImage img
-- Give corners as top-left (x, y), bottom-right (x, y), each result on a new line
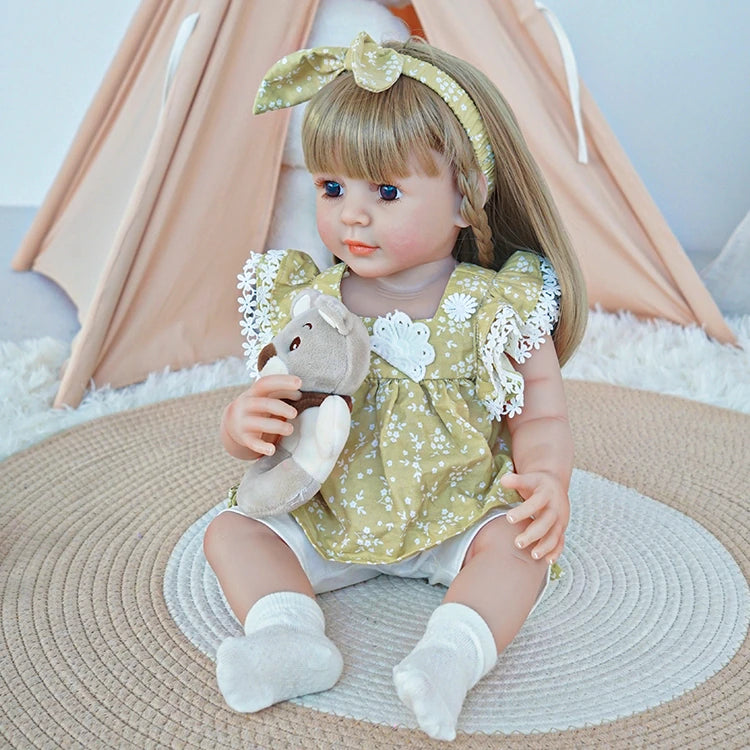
top-left (545, 535), bottom-right (566, 565)
top-left (245, 398), bottom-right (298, 421)
top-left (252, 374), bottom-right (302, 396)
top-left (519, 510), bottom-right (556, 543)
top-left (506, 492), bottom-right (546, 523)
top-left (500, 471), bottom-right (544, 495)
top-left (244, 428), bottom-right (292, 455)
top-left (241, 434), bottom-right (277, 456)
top-left (530, 527), bottom-right (564, 562)
top-left (239, 417), bottom-right (294, 445)
top-left (265, 388), bottom-right (302, 403)
top-left (514, 511), bottom-right (555, 550)
top-left (254, 373), bottom-right (302, 389)
top-left (248, 386), bottom-right (302, 404)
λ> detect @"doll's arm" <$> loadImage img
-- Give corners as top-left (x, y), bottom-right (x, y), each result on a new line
top-left (221, 374), bottom-right (302, 460)
top-left (500, 338), bottom-right (572, 565)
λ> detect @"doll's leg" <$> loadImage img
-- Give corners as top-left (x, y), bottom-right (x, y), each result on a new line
top-left (203, 512), bottom-right (342, 712)
top-left (444, 515), bottom-right (548, 649)
top-left (393, 516), bottom-right (546, 740)
top-left (203, 510), bottom-right (314, 619)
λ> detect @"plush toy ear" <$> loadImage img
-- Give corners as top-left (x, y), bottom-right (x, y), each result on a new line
top-left (317, 295), bottom-right (352, 335)
top-left (291, 289), bottom-right (320, 318)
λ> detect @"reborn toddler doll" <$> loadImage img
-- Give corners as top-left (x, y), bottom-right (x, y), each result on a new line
top-left (204, 30), bottom-right (587, 741)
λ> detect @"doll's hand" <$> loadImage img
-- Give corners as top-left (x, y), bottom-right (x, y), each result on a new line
top-left (221, 374), bottom-right (302, 459)
top-left (501, 471), bottom-right (570, 565)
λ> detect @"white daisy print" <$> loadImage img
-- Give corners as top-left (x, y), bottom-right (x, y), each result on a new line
top-left (443, 292), bottom-right (478, 323)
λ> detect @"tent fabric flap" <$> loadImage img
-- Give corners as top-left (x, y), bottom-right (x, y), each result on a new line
top-left (15, 0), bottom-right (320, 407)
top-left (412, 0), bottom-right (733, 344)
top-left (13, 0), bottom-right (733, 408)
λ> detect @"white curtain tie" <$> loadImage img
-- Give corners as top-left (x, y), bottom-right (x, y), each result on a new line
top-left (163, 13), bottom-right (200, 105)
top-left (535, 2), bottom-right (588, 164)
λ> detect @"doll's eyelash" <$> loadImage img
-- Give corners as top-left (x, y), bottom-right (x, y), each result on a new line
top-left (377, 184), bottom-right (401, 203)
top-left (314, 178), bottom-right (342, 199)
top-left (313, 178), bottom-right (401, 203)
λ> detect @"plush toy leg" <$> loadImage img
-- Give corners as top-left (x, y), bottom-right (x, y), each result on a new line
top-left (235, 397), bottom-right (351, 518)
top-left (216, 592), bottom-right (342, 712)
top-left (393, 603), bottom-right (497, 741)
top-left (236, 445), bottom-right (320, 517)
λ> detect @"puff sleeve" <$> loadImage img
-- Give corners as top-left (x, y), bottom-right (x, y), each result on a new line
top-left (475, 251), bottom-right (561, 419)
top-left (236, 249), bottom-right (321, 376)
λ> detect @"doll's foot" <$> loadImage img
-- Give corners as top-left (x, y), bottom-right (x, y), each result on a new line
top-left (393, 603), bottom-right (497, 741)
top-left (216, 628), bottom-right (342, 712)
top-left (216, 592), bottom-right (342, 712)
top-left (393, 647), bottom-right (465, 741)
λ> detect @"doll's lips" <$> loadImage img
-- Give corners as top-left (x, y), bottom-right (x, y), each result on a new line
top-left (344, 240), bottom-right (378, 256)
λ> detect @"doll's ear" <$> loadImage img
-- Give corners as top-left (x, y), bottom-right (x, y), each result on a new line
top-left (454, 170), bottom-right (489, 229)
top-left (477, 171), bottom-right (489, 207)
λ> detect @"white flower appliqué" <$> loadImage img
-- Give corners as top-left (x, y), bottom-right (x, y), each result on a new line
top-left (236, 249), bottom-right (285, 376)
top-left (371, 311), bottom-right (435, 382)
top-left (480, 256), bottom-right (561, 419)
top-left (443, 292), bottom-right (478, 323)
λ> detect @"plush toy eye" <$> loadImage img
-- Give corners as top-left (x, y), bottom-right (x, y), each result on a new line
top-left (289, 337), bottom-right (301, 351)
top-left (303, 322), bottom-right (312, 330)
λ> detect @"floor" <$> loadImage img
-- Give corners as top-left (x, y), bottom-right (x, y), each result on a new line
top-left (0, 206), bottom-right (719, 346)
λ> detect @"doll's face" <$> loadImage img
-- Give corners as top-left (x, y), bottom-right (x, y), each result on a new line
top-left (312, 151), bottom-right (468, 279)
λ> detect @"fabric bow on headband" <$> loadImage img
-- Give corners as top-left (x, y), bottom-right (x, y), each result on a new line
top-left (253, 32), bottom-right (496, 191)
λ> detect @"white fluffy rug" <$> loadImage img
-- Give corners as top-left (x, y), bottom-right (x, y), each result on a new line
top-left (2, 309), bottom-right (749, 461)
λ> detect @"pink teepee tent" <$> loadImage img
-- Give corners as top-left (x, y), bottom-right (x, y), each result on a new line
top-left (13, 0), bottom-right (734, 407)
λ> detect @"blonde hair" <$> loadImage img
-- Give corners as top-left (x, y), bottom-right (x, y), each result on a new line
top-left (302, 38), bottom-right (587, 365)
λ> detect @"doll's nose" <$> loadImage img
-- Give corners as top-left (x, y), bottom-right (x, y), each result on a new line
top-left (340, 196), bottom-right (371, 226)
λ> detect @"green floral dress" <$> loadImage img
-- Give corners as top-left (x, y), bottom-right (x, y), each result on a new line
top-left (236, 249), bottom-right (560, 564)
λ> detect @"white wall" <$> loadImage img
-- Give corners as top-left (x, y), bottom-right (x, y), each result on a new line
top-left (542, 0), bottom-right (750, 256)
top-left (0, 0), bottom-right (140, 205)
top-left (1, 0), bottom-right (748, 255)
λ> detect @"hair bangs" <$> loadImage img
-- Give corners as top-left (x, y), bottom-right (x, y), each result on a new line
top-left (302, 73), bottom-right (456, 182)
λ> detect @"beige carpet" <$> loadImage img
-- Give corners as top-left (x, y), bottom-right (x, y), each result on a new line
top-left (1, 381), bottom-right (748, 749)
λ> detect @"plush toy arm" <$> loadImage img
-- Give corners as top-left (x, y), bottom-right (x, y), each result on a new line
top-left (316, 395), bottom-right (352, 458)
top-left (235, 446), bottom-right (321, 518)
top-left (292, 396), bottom-right (351, 483)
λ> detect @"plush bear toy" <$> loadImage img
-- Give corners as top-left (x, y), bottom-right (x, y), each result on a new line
top-left (234, 289), bottom-right (371, 518)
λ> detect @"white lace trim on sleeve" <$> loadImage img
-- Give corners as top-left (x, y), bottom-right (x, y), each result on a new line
top-left (236, 249), bottom-right (286, 377)
top-left (480, 258), bottom-right (561, 419)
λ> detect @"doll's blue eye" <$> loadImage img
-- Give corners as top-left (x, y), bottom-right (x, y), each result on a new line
top-left (324, 181), bottom-right (342, 197)
top-left (378, 184), bottom-right (400, 201)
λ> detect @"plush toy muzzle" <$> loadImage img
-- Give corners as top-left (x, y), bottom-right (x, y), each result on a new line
top-left (257, 342), bottom-right (282, 372)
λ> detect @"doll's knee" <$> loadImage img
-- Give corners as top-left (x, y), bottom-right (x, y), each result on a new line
top-left (203, 511), bottom-right (266, 562)
top-left (470, 515), bottom-right (521, 553)
top-left (467, 515), bottom-right (539, 567)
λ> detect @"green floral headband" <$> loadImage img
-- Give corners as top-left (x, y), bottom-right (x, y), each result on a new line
top-left (253, 32), bottom-right (496, 191)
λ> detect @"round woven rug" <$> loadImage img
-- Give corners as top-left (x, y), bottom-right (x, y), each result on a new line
top-left (165, 472), bottom-right (747, 736)
top-left (1, 381), bottom-right (748, 749)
